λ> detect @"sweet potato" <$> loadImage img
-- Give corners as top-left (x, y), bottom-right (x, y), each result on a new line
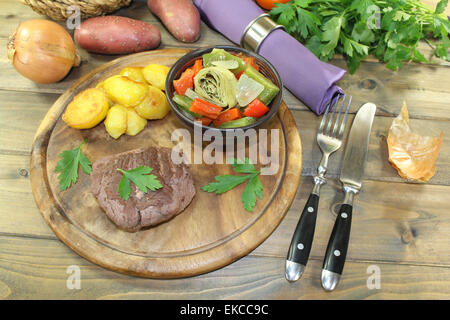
top-left (147, 0), bottom-right (200, 42)
top-left (74, 16), bottom-right (161, 55)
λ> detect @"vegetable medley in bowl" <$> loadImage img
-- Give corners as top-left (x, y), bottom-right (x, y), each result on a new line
top-left (165, 46), bottom-right (283, 130)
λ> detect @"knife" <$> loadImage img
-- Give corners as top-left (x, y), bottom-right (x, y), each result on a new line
top-left (321, 102), bottom-right (376, 291)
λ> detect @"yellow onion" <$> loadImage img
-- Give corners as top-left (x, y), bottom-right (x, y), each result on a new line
top-left (7, 19), bottom-right (80, 84)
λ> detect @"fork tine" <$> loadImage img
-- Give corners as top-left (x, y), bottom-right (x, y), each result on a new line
top-left (338, 95), bottom-right (352, 140)
top-left (318, 98), bottom-right (333, 133)
top-left (324, 94), bottom-right (340, 135)
top-left (331, 94), bottom-right (346, 137)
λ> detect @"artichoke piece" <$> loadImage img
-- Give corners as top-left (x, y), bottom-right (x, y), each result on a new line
top-left (202, 48), bottom-right (246, 74)
top-left (194, 66), bottom-right (238, 108)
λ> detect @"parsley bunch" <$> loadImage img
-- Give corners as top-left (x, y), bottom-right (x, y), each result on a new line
top-left (270, 0), bottom-right (450, 73)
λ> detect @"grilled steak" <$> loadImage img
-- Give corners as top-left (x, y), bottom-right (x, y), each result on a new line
top-left (90, 146), bottom-right (195, 232)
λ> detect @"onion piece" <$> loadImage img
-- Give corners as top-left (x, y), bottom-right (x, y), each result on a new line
top-left (236, 74), bottom-right (264, 107)
top-left (7, 19), bottom-right (80, 84)
top-left (211, 60), bottom-right (239, 69)
top-left (387, 102), bottom-right (443, 182)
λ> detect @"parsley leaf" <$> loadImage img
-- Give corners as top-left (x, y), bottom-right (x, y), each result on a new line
top-left (201, 158), bottom-right (263, 212)
top-left (54, 139), bottom-right (91, 191)
top-left (321, 15), bottom-right (344, 58)
top-left (242, 174), bottom-right (263, 212)
top-left (117, 166), bottom-right (163, 201)
top-left (228, 157), bottom-right (259, 174)
top-left (201, 174), bottom-right (254, 194)
top-left (435, 0), bottom-right (448, 14)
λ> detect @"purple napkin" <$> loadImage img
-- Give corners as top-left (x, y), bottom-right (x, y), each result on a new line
top-left (193, 0), bottom-right (346, 115)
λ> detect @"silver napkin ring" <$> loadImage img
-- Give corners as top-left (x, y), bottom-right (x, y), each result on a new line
top-left (240, 13), bottom-right (285, 53)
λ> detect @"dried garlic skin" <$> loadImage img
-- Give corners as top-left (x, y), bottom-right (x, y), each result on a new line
top-left (387, 103), bottom-right (443, 182)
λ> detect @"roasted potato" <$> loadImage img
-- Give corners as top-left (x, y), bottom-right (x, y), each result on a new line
top-left (126, 108), bottom-right (147, 136)
top-left (134, 85), bottom-right (170, 120)
top-left (62, 88), bottom-right (109, 129)
top-left (104, 105), bottom-right (128, 139)
top-left (120, 67), bottom-right (146, 83)
top-left (142, 64), bottom-right (170, 91)
top-left (103, 75), bottom-right (148, 107)
top-left (95, 81), bottom-right (114, 106)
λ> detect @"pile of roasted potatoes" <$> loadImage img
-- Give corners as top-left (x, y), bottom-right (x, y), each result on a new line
top-left (62, 64), bottom-right (170, 139)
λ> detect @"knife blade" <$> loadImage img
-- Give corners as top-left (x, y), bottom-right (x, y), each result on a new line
top-left (321, 102), bottom-right (376, 291)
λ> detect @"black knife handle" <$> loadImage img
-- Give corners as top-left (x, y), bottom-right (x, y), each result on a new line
top-left (286, 193), bottom-right (319, 266)
top-left (322, 203), bottom-right (353, 275)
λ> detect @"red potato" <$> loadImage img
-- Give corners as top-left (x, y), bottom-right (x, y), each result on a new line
top-left (147, 0), bottom-right (200, 42)
top-left (74, 16), bottom-right (161, 55)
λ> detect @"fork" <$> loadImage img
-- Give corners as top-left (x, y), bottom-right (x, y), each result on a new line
top-left (285, 94), bottom-right (352, 282)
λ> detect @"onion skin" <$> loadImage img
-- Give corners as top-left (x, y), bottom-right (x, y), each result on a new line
top-left (8, 20), bottom-right (80, 84)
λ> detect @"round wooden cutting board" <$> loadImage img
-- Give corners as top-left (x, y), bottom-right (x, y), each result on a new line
top-left (30, 48), bottom-right (302, 278)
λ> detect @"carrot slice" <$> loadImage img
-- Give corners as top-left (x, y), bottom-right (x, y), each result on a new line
top-left (195, 117), bottom-right (213, 126)
top-left (190, 98), bottom-right (222, 119)
top-left (173, 68), bottom-right (195, 95)
top-left (243, 57), bottom-right (260, 71)
top-left (191, 59), bottom-right (203, 77)
top-left (243, 98), bottom-right (269, 118)
top-left (235, 71), bottom-right (244, 79)
top-left (213, 108), bottom-right (242, 127)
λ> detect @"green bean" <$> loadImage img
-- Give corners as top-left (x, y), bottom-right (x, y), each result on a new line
top-left (218, 117), bottom-right (257, 128)
top-left (172, 94), bottom-right (202, 119)
top-left (244, 66), bottom-right (280, 106)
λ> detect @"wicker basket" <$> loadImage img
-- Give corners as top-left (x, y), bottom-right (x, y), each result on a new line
top-left (21, 0), bottom-right (132, 21)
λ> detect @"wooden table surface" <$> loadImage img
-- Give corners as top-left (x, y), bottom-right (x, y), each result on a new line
top-left (1, 0), bottom-right (449, 300)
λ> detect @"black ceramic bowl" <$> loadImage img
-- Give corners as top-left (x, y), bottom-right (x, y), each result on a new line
top-left (165, 45), bottom-right (283, 133)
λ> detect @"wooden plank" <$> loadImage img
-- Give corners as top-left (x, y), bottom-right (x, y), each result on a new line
top-left (293, 110), bottom-right (450, 185)
top-left (253, 176), bottom-right (450, 267)
top-left (2, 37), bottom-right (450, 122)
top-left (4, 0), bottom-right (449, 21)
top-left (0, 90), bottom-right (449, 185)
top-left (0, 153), bottom-right (54, 238)
top-left (0, 235), bottom-right (449, 299)
top-left (2, 152), bottom-right (450, 267)
top-left (0, 90), bottom-right (58, 153)
top-left (0, 0), bottom-right (154, 21)
top-left (0, 0), bottom-right (449, 301)
top-left (307, 59), bottom-right (450, 121)
top-left (2, 1), bottom-right (449, 109)
top-left (0, 25), bottom-right (234, 93)
top-left (3, 0), bottom-right (448, 69)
